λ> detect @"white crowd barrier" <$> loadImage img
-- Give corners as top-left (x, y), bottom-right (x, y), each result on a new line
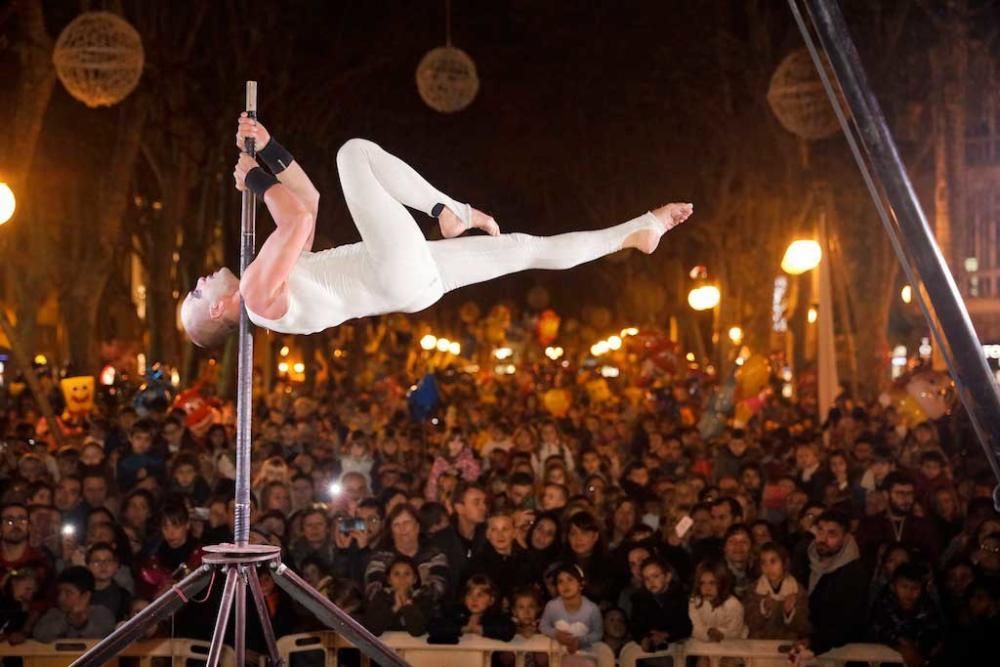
top-left (0, 634), bottom-right (905, 667)
top-left (0, 637), bottom-right (234, 666)
top-left (277, 633), bottom-right (903, 667)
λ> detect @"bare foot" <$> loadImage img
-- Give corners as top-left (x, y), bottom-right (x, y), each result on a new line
top-left (439, 205), bottom-right (500, 238)
top-left (628, 202), bottom-right (694, 254)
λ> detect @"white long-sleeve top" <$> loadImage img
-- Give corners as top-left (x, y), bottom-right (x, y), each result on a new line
top-left (688, 596), bottom-right (748, 641)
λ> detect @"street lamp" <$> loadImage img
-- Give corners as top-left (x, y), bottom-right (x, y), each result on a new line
top-left (0, 183), bottom-right (15, 225)
top-left (728, 327), bottom-right (743, 344)
top-left (420, 334), bottom-right (437, 350)
top-left (687, 285), bottom-right (720, 311)
top-left (781, 240), bottom-right (822, 275)
top-left (901, 285), bottom-right (912, 304)
top-left (435, 337), bottom-right (450, 352)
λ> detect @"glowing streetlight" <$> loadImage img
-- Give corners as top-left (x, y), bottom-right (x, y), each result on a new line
top-left (278, 361), bottom-right (289, 373)
top-left (607, 335), bottom-right (622, 350)
top-left (0, 183), bottom-right (15, 225)
top-left (728, 327), bottom-right (743, 344)
top-left (493, 347), bottom-right (513, 360)
top-left (807, 306), bottom-right (818, 324)
top-left (591, 341), bottom-right (609, 356)
top-left (420, 334), bottom-right (437, 350)
top-left (279, 345), bottom-right (290, 357)
top-left (685, 352), bottom-right (695, 362)
top-left (448, 341), bottom-right (461, 355)
top-left (781, 240), bottom-right (822, 275)
top-left (436, 337), bottom-right (451, 352)
top-left (901, 285), bottom-right (912, 304)
top-left (687, 285), bottom-right (720, 311)
top-left (292, 362), bottom-right (305, 373)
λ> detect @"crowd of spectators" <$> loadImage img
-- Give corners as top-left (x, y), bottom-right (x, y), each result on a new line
top-left (0, 354), bottom-right (998, 667)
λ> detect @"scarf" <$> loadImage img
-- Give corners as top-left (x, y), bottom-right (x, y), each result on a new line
top-left (808, 534), bottom-right (860, 593)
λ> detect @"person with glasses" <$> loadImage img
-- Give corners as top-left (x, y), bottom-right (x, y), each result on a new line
top-left (0, 502), bottom-right (52, 594)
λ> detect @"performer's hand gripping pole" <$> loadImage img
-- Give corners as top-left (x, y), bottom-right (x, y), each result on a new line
top-left (234, 81), bottom-right (257, 547)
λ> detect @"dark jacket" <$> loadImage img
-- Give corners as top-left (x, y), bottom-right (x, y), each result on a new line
top-left (628, 584), bottom-right (692, 647)
top-left (869, 587), bottom-right (943, 658)
top-left (363, 589), bottom-right (433, 637)
top-left (426, 604), bottom-right (515, 644)
top-left (808, 557), bottom-right (869, 653)
top-left (467, 542), bottom-right (532, 602)
top-left (855, 513), bottom-right (941, 574)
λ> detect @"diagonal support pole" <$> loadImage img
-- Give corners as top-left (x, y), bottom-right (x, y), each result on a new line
top-left (789, 0), bottom-right (1000, 506)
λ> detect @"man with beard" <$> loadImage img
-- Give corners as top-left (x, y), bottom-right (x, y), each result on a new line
top-left (1, 502), bottom-right (54, 597)
top-left (807, 510), bottom-right (868, 653)
top-left (430, 482), bottom-right (487, 593)
top-left (856, 471), bottom-right (941, 573)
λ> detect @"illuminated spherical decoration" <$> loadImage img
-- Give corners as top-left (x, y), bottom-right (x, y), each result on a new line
top-left (687, 285), bottom-right (720, 311)
top-left (436, 338), bottom-right (451, 352)
top-left (0, 183), bottom-right (15, 225)
top-left (767, 49), bottom-right (839, 140)
top-left (53, 11), bottom-right (144, 108)
top-left (420, 335), bottom-right (437, 350)
top-left (781, 240), bottom-right (822, 275)
top-left (416, 46), bottom-right (479, 113)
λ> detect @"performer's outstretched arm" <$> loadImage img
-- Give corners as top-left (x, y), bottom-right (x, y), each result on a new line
top-left (233, 154), bottom-right (313, 318)
top-left (237, 114), bottom-right (318, 251)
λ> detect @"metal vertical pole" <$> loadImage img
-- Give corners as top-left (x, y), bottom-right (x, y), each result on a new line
top-left (790, 0), bottom-right (1000, 498)
top-left (235, 81), bottom-right (257, 546)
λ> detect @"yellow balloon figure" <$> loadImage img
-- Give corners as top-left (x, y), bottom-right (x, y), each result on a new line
top-left (60, 376), bottom-right (95, 417)
top-left (542, 388), bottom-right (572, 417)
top-left (736, 355), bottom-right (771, 398)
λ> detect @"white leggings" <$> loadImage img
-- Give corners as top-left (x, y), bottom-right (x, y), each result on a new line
top-left (335, 138), bottom-right (662, 306)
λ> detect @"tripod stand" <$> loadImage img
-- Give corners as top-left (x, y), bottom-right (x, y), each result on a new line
top-left (70, 83), bottom-right (406, 667)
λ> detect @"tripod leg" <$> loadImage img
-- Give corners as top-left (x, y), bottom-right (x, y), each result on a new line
top-left (207, 566), bottom-right (240, 667)
top-left (236, 568), bottom-right (247, 667)
top-left (70, 565), bottom-right (213, 667)
top-left (248, 566), bottom-right (283, 666)
top-left (271, 562), bottom-right (406, 667)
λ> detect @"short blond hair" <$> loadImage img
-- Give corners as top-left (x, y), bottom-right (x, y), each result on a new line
top-left (180, 295), bottom-right (238, 348)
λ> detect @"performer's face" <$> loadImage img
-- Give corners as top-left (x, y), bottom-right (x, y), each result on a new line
top-left (189, 267), bottom-right (239, 311)
top-left (180, 268), bottom-right (239, 346)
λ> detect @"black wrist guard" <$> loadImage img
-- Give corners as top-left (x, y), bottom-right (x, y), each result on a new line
top-left (258, 138), bottom-right (294, 174)
top-left (431, 202), bottom-right (446, 217)
top-left (246, 167), bottom-right (279, 198)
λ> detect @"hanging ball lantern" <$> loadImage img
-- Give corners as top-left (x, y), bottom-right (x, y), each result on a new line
top-left (416, 46), bottom-right (479, 113)
top-left (767, 49), bottom-right (839, 140)
top-left (53, 11), bottom-right (145, 108)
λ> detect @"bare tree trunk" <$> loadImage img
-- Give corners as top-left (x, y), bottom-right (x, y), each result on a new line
top-left (4, 0), bottom-right (55, 349)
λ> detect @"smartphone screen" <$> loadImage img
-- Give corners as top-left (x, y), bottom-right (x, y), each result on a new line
top-left (674, 515), bottom-right (694, 539)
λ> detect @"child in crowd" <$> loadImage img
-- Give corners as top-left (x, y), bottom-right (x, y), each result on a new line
top-left (33, 566), bottom-right (116, 641)
top-left (167, 453), bottom-right (211, 505)
top-left (0, 569), bottom-right (41, 644)
top-left (620, 557), bottom-right (692, 667)
top-left (425, 429), bottom-right (481, 502)
top-left (341, 432), bottom-right (375, 486)
top-left (870, 563), bottom-right (944, 666)
top-left (688, 560), bottom-right (747, 643)
top-left (602, 608), bottom-right (629, 657)
top-left (540, 564), bottom-right (604, 663)
top-left (744, 543), bottom-right (809, 640)
top-left (427, 574), bottom-right (514, 643)
top-left (116, 420), bottom-right (165, 491)
top-left (86, 542), bottom-right (132, 622)
top-left (363, 556), bottom-right (431, 636)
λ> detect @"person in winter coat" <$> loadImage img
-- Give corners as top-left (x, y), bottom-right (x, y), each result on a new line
top-left (620, 557), bottom-right (693, 667)
top-left (688, 559), bottom-right (747, 642)
top-left (426, 574), bottom-right (515, 643)
top-left (807, 511), bottom-right (868, 653)
top-left (425, 429), bottom-right (481, 502)
top-left (363, 555), bottom-right (433, 636)
top-left (745, 542), bottom-right (810, 640)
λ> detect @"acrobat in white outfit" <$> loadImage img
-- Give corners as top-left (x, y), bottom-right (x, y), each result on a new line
top-left (180, 115), bottom-right (693, 347)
